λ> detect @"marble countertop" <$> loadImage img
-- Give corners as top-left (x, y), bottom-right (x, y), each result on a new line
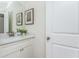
top-left (0, 34), bottom-right (34, 46)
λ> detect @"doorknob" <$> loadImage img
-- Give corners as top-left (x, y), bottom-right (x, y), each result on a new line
top-left (47, 37), bottom-right (50, 41)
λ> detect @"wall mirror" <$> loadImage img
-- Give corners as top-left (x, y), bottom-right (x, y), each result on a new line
top-left (0, 1), bottom-right (24, 33)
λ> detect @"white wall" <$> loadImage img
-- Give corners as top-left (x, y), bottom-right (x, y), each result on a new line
top-left (8, 1), bottom-right (46, 57)
top-left (20, 2), bottom-right (46, 57)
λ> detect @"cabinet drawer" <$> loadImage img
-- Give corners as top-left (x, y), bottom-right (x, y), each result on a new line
top-left (0, 39), bottom-right (33, 57)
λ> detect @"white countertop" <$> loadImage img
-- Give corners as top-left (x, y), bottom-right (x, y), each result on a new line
top-left (0, 34), bottom-right (34, 46)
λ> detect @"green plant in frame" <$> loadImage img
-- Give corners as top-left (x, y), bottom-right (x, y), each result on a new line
top-left (17, 26), bottom-right (27, 35)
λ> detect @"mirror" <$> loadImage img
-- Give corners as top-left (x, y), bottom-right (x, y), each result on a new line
top-left (0, 14), bottom-right (4, 33)
top-left (7, 1), bottom-right (23, 33)
top-left (0, 1), bottom-right (23, 33)
top-left (0, 1), bottom-right (9, 33)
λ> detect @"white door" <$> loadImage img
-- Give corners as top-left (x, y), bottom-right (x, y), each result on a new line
top-left (46, 1), bottom-right (79, 58)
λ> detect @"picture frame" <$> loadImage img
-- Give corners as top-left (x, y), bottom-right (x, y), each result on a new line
top-left (16, 12), bottom-right (23, 26)
top-left (24, 8), bottom-right (34, 25)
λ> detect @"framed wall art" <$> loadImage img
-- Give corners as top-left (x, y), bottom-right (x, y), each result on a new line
top-left (16, 12), bottom-right (23, 26)
top-left (24, 8), bottom-right (34, 25)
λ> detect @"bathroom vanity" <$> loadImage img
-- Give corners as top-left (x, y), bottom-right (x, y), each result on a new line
top-left (0, 34), bottom-right (34, 58)
top-left (0, 1), bottom-right (36, 58)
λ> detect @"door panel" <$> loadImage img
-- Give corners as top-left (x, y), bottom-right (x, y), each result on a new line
top-left (46, 1), bottom-right (79, 34)
top-left (52, 44), bottom-right (79, 58)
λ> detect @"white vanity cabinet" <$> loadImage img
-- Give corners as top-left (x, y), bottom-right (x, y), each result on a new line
top-left (0, 36), bottom-right (34, 58)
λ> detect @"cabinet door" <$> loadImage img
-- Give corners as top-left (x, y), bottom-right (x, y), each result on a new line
top-left (52, 44), bottom-right (79, 58)
top-left (19, 46), bottom-right (33, 58)
top-left (0, 39), bottom-right (33, 58)
top-left (4, 50), bottom-right (19, 58)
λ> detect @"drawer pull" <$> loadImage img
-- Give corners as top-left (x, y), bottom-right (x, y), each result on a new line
top-left (20, 48), bottom-right (24, 52)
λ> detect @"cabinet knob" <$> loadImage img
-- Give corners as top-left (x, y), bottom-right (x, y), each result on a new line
top-left (20, 48), bottom-right (24, 52)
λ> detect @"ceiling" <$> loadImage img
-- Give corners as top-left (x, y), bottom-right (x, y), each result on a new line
top-left (0, 1), bottom-right (29, 9)
top-left (0, 1), bottom-right (23, 9)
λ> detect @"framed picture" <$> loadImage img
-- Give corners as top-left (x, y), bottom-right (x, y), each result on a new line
top-left (24, 8), bottom-right (34, 25)
top-left (16, 12), bottom-right (23, 26)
